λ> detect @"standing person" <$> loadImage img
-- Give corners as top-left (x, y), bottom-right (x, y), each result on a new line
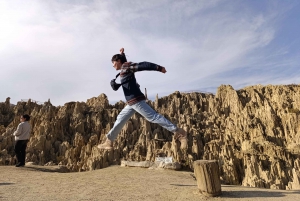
top-left (13, 114), bottom-right (31, 167)
top-left (98, 48), bottom-right (187, 150)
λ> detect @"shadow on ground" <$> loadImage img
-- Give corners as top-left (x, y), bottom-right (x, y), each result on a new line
top-left (170, 184), bottom-right (197, 187)
top-left (0, 183), bottom-right (14, 186)
top-left (220, 188), bottom-right (300, 198)
top-left (22, 165), bottom-right (69, 173)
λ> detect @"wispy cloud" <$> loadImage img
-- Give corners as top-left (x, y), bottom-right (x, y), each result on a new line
top-left (0, 0), bottom-right (299, 105)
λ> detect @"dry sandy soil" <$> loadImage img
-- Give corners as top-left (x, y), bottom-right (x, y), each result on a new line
top-left (0, 164), bottom-right (299, 201)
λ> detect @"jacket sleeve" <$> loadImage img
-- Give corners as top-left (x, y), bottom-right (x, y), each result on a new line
top-left (13, 123), bottom-right (23, 136)
top-left (121, 53), bottom-right (127, 62)
top-left (136, 62), bottom-right (163, 72)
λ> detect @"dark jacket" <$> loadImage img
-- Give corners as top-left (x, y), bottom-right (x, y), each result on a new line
top-left (119, 62), bottom-right (163, 105)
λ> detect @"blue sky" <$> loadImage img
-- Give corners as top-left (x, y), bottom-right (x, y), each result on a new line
top-left (0, 0), bottom-right (299, 105)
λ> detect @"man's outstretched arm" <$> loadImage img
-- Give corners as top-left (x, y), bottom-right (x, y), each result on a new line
top-left (125, 61), bottom-right (166, 73)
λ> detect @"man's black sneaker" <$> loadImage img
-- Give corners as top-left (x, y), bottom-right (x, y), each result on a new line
top-left (15, 163), bottom-right (25, 167)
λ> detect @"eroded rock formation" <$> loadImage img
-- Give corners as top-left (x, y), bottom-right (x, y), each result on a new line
top-left (0, 85), bottom-right (300, 190)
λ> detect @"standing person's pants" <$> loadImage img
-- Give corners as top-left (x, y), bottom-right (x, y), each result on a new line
top-left (14, 140), bottom-right (29, 165)
top-left (106, 100), bottom-right (178, 141)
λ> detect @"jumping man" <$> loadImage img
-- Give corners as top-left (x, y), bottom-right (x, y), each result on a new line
top-left (98, 48), bottom-right (187, 150)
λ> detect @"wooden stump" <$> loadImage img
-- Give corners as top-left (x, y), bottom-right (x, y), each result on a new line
top-left (194, 160), bottom-right (221, 197)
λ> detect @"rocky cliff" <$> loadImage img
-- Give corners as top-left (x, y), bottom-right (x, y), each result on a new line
top-left (1, 85), bottom-right (300, 190)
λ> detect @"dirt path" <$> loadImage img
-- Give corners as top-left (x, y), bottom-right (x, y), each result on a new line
top-left (0, 165), bottom-right (299, 201)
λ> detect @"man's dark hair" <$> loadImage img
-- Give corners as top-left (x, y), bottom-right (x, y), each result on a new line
top-left (22, 114), bottom-right (30, 121)
top-left (111, 54), bottom-right (127, 64)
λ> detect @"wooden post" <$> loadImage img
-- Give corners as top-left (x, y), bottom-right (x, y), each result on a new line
top-left (194, 160), bottom-right (221, 197)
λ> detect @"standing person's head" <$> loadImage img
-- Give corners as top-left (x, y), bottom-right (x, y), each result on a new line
top-left (20, 114), bottom-right (30, 122)
top-left (111, 54), bottom-right (126, 70)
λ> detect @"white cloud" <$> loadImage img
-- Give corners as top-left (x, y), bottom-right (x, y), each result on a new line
top-left (0, 0), bottom-right (299, 105)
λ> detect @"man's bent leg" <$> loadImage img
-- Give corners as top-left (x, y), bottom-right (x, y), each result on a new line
top-left (132, 100), bottom-right (177, 132)
top-left (132, 100), bottom-right (188, 149)
top-left (98, 105), bottom-right (135, 150)
top-left (106, 105), bottom-right (136, 141)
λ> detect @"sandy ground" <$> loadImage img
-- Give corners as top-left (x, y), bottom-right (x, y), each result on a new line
top-left (0, 165), bottom-right (299, 201)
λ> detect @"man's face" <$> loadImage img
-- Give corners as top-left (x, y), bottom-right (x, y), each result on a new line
top-left (112, 59), bottom-right (122, 70)
top-left (20, 116), bottom-right (25, 122)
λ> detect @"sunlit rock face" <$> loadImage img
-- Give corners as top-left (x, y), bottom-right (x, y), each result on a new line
top-left (1, 85), bottom-right (300, 190)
